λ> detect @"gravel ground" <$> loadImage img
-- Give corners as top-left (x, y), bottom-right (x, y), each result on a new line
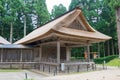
top-left (0, 70), bottom-right (45, 80)
top-left (42, 69), bottom-right (120, 80)
top-left (0, 68), bottom-right (120, 80)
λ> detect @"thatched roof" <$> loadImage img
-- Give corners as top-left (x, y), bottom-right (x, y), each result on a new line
top-left (0, 36), bottom-right (11, 44)
top-left (14, 8), bottom-right (111, 44)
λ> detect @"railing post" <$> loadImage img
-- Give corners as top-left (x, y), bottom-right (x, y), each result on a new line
top-left (10, 63), bottom-right (12, 69)
top-left (43, 64), bottom-right (45, 72)
top-left (49, 65), bottom-right (50, 73)
top-left (77, 65), bottom-right (80, 72)
top-left (53, 66), bottom-right (57, 76)
top-left (87, 64), bottom-right (89, 71)
top-left (25, 73), bottom-right (28, 80)
top-left (67, 66), bottom-right (70, 73)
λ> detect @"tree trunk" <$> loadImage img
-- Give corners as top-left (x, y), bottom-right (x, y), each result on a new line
top-left (24, 15), bottom-right (26, 37)
top-left (1, 26), bottom-right (3, 36)
top-left (116, 7), bottom-right (120, 58)
top-left (107, 41), bottom-right (110, 56)
top-left (10, 22), bottom-right (13, 43)
top-left (111, 39), bottom-right (115, 55)
top-left (103, 42), bottom-right (105, 57)
top-left (97, 43), bottom-right (100, 57)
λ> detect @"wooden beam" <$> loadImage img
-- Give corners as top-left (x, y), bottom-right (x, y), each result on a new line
top-left (40, 41), bottom-right (57, 46)
top-left (67, 44), bottom-right (91, 48)
top-left (59, 40), bottom-right (87, 45)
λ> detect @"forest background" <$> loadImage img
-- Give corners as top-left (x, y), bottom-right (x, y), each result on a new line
top-left (0, 0), bottom-right (119, 58)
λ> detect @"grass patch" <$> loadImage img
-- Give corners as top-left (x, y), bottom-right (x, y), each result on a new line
top-left (0, 69), bottom-right (21, 72)
top-left (94, 55), bottom-right (118, 64)
top-left (106, 58), bottom-right (120, 66)
top-left (24, 79), bottom-right (34, 80)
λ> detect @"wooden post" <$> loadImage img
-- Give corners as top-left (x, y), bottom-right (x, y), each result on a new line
top-left (20, 49), bottom-right (22, 62)
top-left (39, 46), bottom-right (42, 62)
top-left (1, 48), bottom-right (3, 62)
top-left (87, 44), bottom-right (90, 62)
top-left (30, 49), bottom-right (33, 62)
top-left (57, 41), bottom-right (60, 64)
top-left (66, 47), bottom-right (71, 61)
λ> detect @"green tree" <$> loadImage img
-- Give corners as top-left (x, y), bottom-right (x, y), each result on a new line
top-left (0, 0), bottom-right (51, 42)
top-left (105, 0), bottom-right (120, 58)
top-left (34, 0), bottom-right (50, 26)
top-left (0, 0), bottom-right (4, 36)
top-left (2, 0), bottom-right (22, 43)
top-left (20, 0), bottom-right (34, 37)
top-left (51, 4), bottom-right (67, 19)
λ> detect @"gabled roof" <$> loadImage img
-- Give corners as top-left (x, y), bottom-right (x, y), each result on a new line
top-left (14, 8), bottom-right (111, 44)
top-left (0, 36), bottom-right (11, 44)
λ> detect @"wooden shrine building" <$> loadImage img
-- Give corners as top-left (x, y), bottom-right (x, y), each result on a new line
top-left (0, 8), bottom-right (111, 70)
top-left (15, 8), bottom-right (111, 64)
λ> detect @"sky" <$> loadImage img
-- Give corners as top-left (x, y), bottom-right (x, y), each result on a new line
top-left (46, 0), bottom-right (71, 13)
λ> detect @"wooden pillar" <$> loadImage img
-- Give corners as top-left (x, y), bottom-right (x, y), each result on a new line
top-left (66, 47), bottom-right (71, 61)
top-left (20, 49), bottom-right (22, 62)
top-left (1, 48), bottom-right (3, 62)
top-left (87, 44), bottom-right (90, 62)
top-left (30, 49), bottom-right (33, 62)
top-left (57, 41), bottom-right (60, 64)
top-left (39, 45), bottom-right (42, 62)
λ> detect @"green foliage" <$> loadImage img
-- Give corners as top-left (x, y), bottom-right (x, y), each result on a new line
top-left (0, 1), bottom-right (3, 11)
top-left (71, 47), bottom-right (84, 58)
top-left (105, 0), bottom-right (120, 9)
top-left (34, 0), bottom-right (50, 26)
top-left (106, 58), bottom-right (120, 66)
top-left (94, 55), bottom-right (118, 64)
top-left (71, 57), bottom-right (84, 60)
top-left (0, 0), bottom-right (50, 42)
top-left (51, 4), bottom-right (67, 19)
